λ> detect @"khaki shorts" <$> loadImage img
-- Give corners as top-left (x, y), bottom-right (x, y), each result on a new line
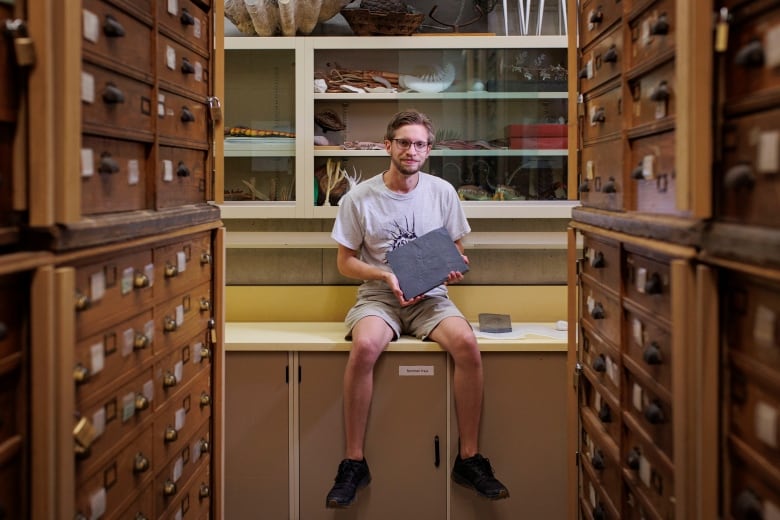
top-left (345, 281), bottom-right (467, 341)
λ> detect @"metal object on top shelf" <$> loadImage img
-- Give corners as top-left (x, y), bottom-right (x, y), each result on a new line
top-left (225, 0), bottom-right (351, 36)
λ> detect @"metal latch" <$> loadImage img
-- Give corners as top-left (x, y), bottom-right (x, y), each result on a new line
top-left (4, 19), bottom-right (36, 68)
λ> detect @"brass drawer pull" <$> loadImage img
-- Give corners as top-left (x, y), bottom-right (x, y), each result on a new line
top-left (163, 372), bottom-right (177, 388)
top-left (133, 272), bottom-right (150, 288)
top-left (164, 426), bottom-right (178, 443)
top-left (200, 252), bottom-right (212, 265)
top-left (73, 363), bottom-right (90, 384)
top-left (134, 333), bottom-right (150, 350)
top-left (199, 483), bottom-right (210, 499)
top-left (75, 291), bottom-right (91, 311)
top-left (133, 453), bottom-right (150, 473)
top-left (164, 316), bottom-right (178, 332)
top-left (199, 298), bottom-right (211, 312)
top-left (164, 263), bottom-right (179, 278)
top-left (163, 479), bottom-right (177, 496)
top-left (134, 394), bottom-right (149, 411)
top-left (200, 392), bottom-right (211, 408)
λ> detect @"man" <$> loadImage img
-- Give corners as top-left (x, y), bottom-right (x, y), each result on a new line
top-left (326, 109), bottom-right (509, 508)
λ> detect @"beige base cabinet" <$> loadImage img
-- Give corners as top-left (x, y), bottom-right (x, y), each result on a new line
top-left (450, 352), bottom-right (567, 520)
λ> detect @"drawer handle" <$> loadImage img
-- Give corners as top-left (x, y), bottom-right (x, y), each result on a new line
top-left (590, 251), bottom-right (605, 268)
top-left (164, 263), bottom-right (179, 278)
top-left (98, 152), bottom-right (120, 175)
top-left (134, 333), bottom-right (150, 350)
top-left (163, 479), bottom-right (177, 497)
top-left (163, 316), bottom-right (178, 332)
top-left (591, 107), bottom-right (606, 124)
top-left (0, 321), bottom-right (6, 340)
top-left (103, 15), bottom-right (125, 37)
top-left (735, 39), bottom-right (764, 68)
top-left (181, 56), bottom-right (195, 75)
top-left (631, 161), bottom-right (644, 180)
top-left (645, 272), bottom-right (663, 295)
top-left (590, 302), bottom-right (605, 320)
top-left (200, 392), bottom-right (212, 408)
top-left (589, 9), bottom-right (603, 24)
top-left (603, 45), bottom-right (618, 63)
top-left (598, 402), bottom-right (612, 423)
top-left (102, 83), bottom-right (125, 104)
top-left (200, 252), bottom-right (212, 265)
top-left (591, 449), bottom-right (605, 470)
top-left (578, 66), bottom-right (589, 79)
top-left (643, 401), bottom-right (665, 424)
top-left (649, 13), bottom-right (670, 35)
top-left (75, 291), bottom-right (91, 311)
top-left (177, 161), bottom-right (190, 177)
top-left (199, 298), bottom-right (211, 312)
top-left (602, 176), bottom-right (617, 193)
top-left (643, 342), bottom-right (663, 365)
top-left (735, 489), bottom-right (763, 519)
top-left (198, 437), bottom-right (211, 454)
top-left (73, 416), bottom-right (97, 451)
top-left (73, 363), bottom-right (90, 384)
top-left (133, 453), bottom-right (150, 473)
top-left (592, 354), bottom-right (606, 373)
top-left (724, 163), bottom-right (755, 190)
top-left (199, 344), bottom-right (212, 361)
top-left (163, 372), bottom-right (177, 388)
top-left (199, 483), bottom-right (211, 499)
top-left (578, 180), bottom-right (590, 193)
top-left (180, 7), bottom-right (195, 26)
top-left (649, 80), bottom-right (670, 102)
top-left (164, 426), bottom-right (178, 443)
top-left (134, 393), bottom-right (149, 411)
top-left (180, 106), bottom-right (195, 122)
top-left (592, 503), bottom-right (606, 520)
top-left (133, 272), bottom-right (150, 288)
top-left (626, 447), bottom-right (641, 470)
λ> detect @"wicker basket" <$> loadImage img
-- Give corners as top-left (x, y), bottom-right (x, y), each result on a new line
top-left (340, 8), bottom-right (424, 36)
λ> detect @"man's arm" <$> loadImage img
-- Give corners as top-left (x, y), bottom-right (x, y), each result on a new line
top-left (336, 244), bottom-right (423, 306)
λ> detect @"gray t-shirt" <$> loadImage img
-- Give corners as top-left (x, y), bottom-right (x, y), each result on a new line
top-left (331, 171), bottom-right (470, 294)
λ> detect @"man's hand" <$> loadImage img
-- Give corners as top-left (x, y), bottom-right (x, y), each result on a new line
top-left (385, 271), bottom-right (425, 307)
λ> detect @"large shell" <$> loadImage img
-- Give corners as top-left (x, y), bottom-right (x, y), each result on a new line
top-left (226, 0), bottom-right (352, 36)
top-left (398, 63), bottom-right (456, 93)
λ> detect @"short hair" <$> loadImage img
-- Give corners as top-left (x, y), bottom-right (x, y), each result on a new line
top-left (384, 109), bottom-right (435, 145)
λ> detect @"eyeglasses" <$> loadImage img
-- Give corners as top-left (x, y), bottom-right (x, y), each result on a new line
top-left (391, 138), bottom-right (431, 152)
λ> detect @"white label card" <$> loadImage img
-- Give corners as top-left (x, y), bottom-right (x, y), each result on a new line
top-left (90, 342), bottom-right (104, 374)
top-left (163, 159), bottom-right (174, 182)
top-left (122, 328), bottom-right (135, 357)
top-left (639, 455), bottom-right (652, 487)
top-left (174, 361), bottom-right (183, 382)
top-left (82, 10), bottom-right (99, 43)
top-left (173, 457), bottom-right (184, 482)
top-left (764, 25), bottom-right (780, 69)
top-left (127, 159), bottom-right (140, 185)
top-left (194, 18), bottom-right (202, 38)
top-left (168, 0), bottom-right (178, 15)
top-left (754, 401), bottom-right (778, 449)
top-left (633, 318), bottom-right (644, 346)
top-left (765, 499), bottom-right (780, 520)
top-left (175, 408), bottom-right (186, 430)
top-left (93, 408), bottom-right (106, 437)
top-left (192, 439), bottom-right (202, 462)
top-left (90, 271), bottom-right (106, 302)
top-left (193, 342), bottom-right (203, 363)
top-left (636, 267), bottom-right (648, 293)
top-left (177, 251), bottom-right (187, 272)
top-left (176, 304), bottom-right (184, 327)
top-left (81, 72), bottom-right (95, 103)
top-left (642, 154), bottom-right (656, 179)
top-left (632, 383), bottom-right (643, 412)
top-left (166, 46), bottom-right (176, 70)
top-left (195, 61), bottom-right (203, 82)
top-left (122, 392), bottom-right (136, 422)
top-left (89, 488), bottom-right (107, 520)
top-left (145, 320), bottom-right (155, 345)
top-left (81, 148), bottom-right (95, 177)
top-left (754, 304), bottom-right (777, 348)
top-left (757, 130), bottom-right (780, 174)
top-left (145, 263), bottom-right (155, 287)
top-left (399, 365), bottom-right (435, 376)
top-left (586, 160), bottom-right (595, 180)
top-left (143, 379), bottom-right (154, 402)
top-left (121, 266), bottom-right (134, 295)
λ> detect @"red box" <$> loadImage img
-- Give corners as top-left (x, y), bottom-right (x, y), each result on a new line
top-left (508, 137), bottom-right (568, 149)
top-left (505, 124), bottom-right (567, 138)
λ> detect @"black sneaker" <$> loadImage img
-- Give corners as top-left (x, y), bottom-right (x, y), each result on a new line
top-left (325, 458), bottom-right (371, 508)
top-left (452, 453), bottom-right (509, 500)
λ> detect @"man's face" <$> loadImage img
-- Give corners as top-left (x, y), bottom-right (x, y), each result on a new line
top-left (385, 124), bottom-right (431, 176)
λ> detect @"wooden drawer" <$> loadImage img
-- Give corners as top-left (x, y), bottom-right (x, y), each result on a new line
top-left (623, 248), bottom-right (672, 321)
top-left (579, 0), bottom-right (622, 50)
top-left (154, 333), bottom-right (212, 411)
top-left (0, 3), bottom-right (18, 124)
top-left (0, 125), bottom-right (16, 228)
top-left (73, 247), bottom-right (154, 340)
top-left (582, 278), bottom-right (622, 346)
top-left (81, 0), bottom-right (153, 82)
top-left (726, 435), bottom-right (780, 520)
top-left (75, 426), bottom-right (154, 519)
top-left (724, 272), bottom-right (780, 370)
top-left (158, 0), bottom-right (211, 57)
top-left (626, 0), bottom-right (676, 70)
top-left (154, 421), bottom-right (211, 516)
top-left (157, 145), bottom-right (209, 209)
top-left (626, 129), bottom-right (680, 215)
top-left (158, 89), bottom-right (208, 148)
top-left (622, 420), bottom-right (676, 520)
top-left (624, 305), bottom-right (673, 393)
top-left (0, 273), bottom-right (28, 360)
top-left (158, 34), bottom-right (209, 99)
top-left (582, 233), bottom-right (621, 290)
top-left (581, 411), bottom-right (622, 509)
top-left (81, 61), bottom-right (154, 140)
top-left (728, 353), bottom-right (780, 466)
top-left (74, 309), bottom-right (155, 407)
top-left (114, 480), bottom-right (154, 520)
top-left (580, 457), bottom-right (620, 520)
top-left (75, 367), bottom-right (155, 478)
top-left (153, 232), bottom-right (214, 303)
top-left (722, 2), bottom-right (780, 108)
top-left (718, 107), bottom-right (780, 229)
top-left (579, 136), bottom-right (624, 210)
top-left (626, 58), bottom-right (675, 129)
top-left (154, 282), bottom-right (213, 357)
top-left (0, 439), bottom-right (23, 520)
top-left (623, 479), bottom-right (661, 520)
top-left (624, 367), bottom-right (673, 460)
top-left (80, 134), bottom-right (150, 215)
top-left (582, 83), bottom-right (623, 143)
top-left (582, 323), bottom-right (621, 399)
top-left (159, 461), bottom-right (211, 520)
top-left (0, 371), bottom-right (22, 448)
top-left (579, 26), bottom-right (623, 95)
top-left (153, 371), bottom-right (212, 465)
top-left (581, 371), bottom-right (622, 448)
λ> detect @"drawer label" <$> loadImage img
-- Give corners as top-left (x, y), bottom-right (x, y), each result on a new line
top-left (754, 304), bottom-right (777, 348)
top-left (168, 0), bottom-right (178, 15)
top-left (755, 401), bottom-right (778, 449)
top-left (399, 365), bottom-right (434, 376)
top-left (82, 10), bottom-right (99, 43)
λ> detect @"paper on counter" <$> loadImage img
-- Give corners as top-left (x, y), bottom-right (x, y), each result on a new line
top-left (472, 323), bottom-right (567, 341)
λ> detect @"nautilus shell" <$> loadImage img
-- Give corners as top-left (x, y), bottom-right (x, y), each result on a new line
top-left (225, 0), bottom-right (352, 36)
top-left (398, 63), bottom-right (456, 93)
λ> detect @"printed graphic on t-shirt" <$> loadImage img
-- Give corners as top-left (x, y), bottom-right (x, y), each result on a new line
top-left (384, 216), bottom-right (417, 263)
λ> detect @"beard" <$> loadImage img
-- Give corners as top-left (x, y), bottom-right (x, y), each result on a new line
top-left (390, 155), bottom-right (421, 177)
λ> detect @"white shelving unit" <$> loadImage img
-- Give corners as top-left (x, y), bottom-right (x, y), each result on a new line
top-left (219, 35), bottom-right (576, 223)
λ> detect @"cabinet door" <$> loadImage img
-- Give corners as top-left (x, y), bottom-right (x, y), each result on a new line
top-left (450, 351), bottom-right (567, 519)
top-left (298, 351), bottom-right (448, 519)
top-left (224, 351), bottom-right (290, 519)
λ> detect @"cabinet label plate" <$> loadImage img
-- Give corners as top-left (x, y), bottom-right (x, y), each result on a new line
top-left (399, 365), bottom-right (434, 376)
